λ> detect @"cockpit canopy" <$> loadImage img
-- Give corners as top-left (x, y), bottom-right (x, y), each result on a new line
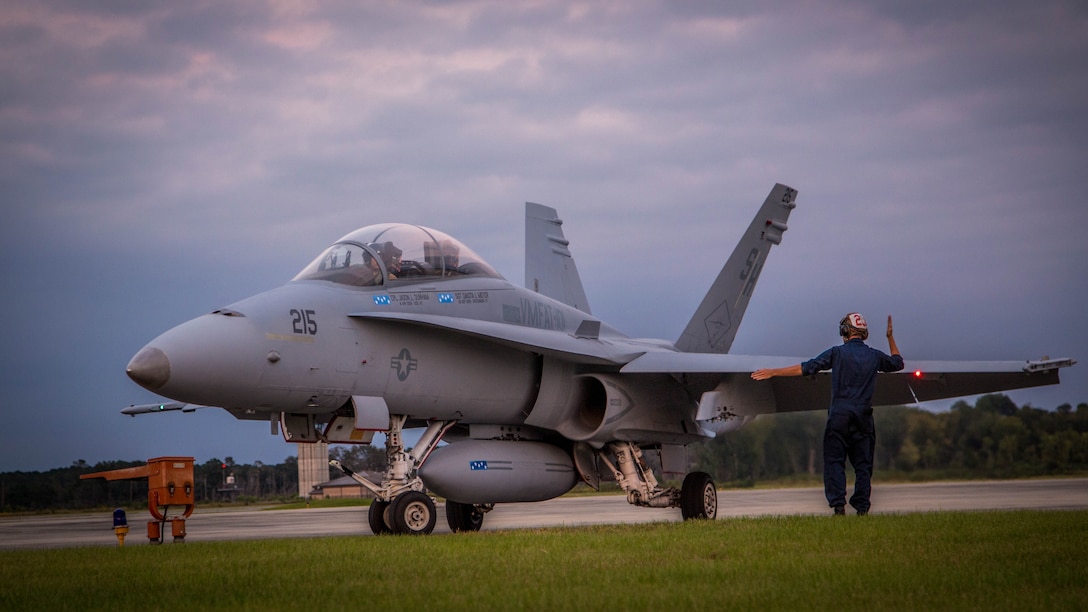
top-left (293, 223), bottom-right (503, 287)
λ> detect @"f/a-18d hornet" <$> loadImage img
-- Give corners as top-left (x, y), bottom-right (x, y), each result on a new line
top-left (124, 184), bottom-right (1075, 534)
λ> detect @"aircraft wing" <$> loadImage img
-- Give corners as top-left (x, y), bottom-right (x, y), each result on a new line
top-left (349, 312), bottom-right (643, 365)
top-left (620, 352), bottom-right (802, 374)
top-left (622, 352), bottom-right (1075, 412)
top-left (871, 358), bottom-right (1075, 405)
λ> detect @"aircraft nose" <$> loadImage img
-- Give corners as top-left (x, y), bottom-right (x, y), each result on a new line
top-left (127, 346), bottom-right (171, 391)
top-left (127, 312), bottom-right (267, 408)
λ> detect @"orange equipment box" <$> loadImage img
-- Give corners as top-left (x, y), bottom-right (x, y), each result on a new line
top-left (81, 456), bottom-right (195, 543)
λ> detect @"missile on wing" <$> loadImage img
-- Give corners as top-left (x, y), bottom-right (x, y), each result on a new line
top-left (1023, 358), bottom-right (1077, 373)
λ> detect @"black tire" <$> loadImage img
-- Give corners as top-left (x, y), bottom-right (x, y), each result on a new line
top-left (680, 471), bottom-right (718, 520)
top-left (368, 500), bottom-right (392, 535)
top-left (446, 500), bottom-right (485, 533)
top-left (389, 491), bottom-right (437, 535)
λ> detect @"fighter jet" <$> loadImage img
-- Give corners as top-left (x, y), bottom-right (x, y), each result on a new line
top-left (124, 184), bottom-right (1075, 535)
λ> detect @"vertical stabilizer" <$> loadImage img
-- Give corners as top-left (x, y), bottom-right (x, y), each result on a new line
top-left (525, 203), bottom-right (591, 314)
top-left (675, 184), bottom-right (798, 353)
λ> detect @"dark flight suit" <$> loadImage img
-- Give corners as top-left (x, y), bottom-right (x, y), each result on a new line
top-left (802, 338), bottom-right (904, 512)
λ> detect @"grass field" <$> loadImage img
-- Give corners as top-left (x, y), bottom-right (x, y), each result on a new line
top-left (1, 510), bottom-right (1084, 610)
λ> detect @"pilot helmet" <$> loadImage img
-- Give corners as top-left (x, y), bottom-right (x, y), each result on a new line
top-left (440, 239), bottom-right (459, 269)
top-left (839, 312), bottom-right (868, 340)
top-left (368, 242), bottom-right (403, 267)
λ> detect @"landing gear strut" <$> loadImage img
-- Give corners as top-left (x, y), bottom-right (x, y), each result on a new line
top-left (330, 415), bottom-right (455, 535)
top-left (598, 441), bottom-right (717, 520)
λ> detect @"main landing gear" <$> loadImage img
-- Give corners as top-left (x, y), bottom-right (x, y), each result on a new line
top-left (597, 441), bottom-right (718, 520)
top-left (445, 500), bottom-right (491, 533)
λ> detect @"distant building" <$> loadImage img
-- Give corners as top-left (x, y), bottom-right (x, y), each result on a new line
top-left (217, 473), bottom-right (241, 502)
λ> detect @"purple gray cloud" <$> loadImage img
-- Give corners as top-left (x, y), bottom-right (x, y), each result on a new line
top-left (2, 1), bottom-right (1085, 470)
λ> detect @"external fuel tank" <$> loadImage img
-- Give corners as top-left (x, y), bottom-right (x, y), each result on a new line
top-left (419, 439), bottom-right (578, 504)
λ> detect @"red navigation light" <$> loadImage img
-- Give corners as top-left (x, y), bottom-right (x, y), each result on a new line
top-left (913, 370), bottom-right (923, 378)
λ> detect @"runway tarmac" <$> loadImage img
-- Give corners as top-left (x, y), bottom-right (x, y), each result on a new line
top-left (2, 478), bottom-right (1085, 550)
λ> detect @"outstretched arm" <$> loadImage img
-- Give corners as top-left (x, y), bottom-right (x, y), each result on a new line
top-left (751, 364), bottom-right (803, 380)
top-left (887, 315), bottom-right (900, 356)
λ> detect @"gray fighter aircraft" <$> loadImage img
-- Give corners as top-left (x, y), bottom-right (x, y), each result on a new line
top-left (124, 184), bottom-right (1075, 534)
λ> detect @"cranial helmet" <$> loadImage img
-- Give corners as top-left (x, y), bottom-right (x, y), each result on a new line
top-left (368, 241), bottom-right (403, 265)
top-left (839, 312), bottom-right (869, 340)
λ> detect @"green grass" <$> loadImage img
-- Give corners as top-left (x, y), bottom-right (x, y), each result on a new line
top-left (1, 511), bottom-right (1085, 610)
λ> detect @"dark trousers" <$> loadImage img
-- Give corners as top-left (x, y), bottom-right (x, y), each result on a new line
top-left (823, 405), bottom-right (875, 511)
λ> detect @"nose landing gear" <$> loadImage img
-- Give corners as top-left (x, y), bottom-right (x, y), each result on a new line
top-left (331, 416), bottom-right (455, 535)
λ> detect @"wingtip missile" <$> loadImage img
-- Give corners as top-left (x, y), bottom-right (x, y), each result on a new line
top-left (1022, 358), bottom-right (1077, 373)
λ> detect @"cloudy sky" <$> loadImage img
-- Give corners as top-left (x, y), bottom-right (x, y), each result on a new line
top-left (2, 1), bottom-right (1085, 472)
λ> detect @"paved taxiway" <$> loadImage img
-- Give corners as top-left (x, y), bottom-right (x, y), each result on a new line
top-left (2, 478), bottom-right (1085, 549)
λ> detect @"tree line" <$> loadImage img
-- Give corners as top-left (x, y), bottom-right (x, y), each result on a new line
top-left (2, 395), bottom-right (1085, 512)
top-left (0, 456), bottom-right (303, 512)
top-left (690, 395), bottom-right (1088, 485)
top-left (0, 445), bottom-right (390, 512)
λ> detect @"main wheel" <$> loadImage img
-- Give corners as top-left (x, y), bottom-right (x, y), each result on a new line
top-left (446, 500), bottom-right (485, 533)
top-left (389, 491), bottom-right (437, 535)
top-left (680, 471), bottom-right (718, 520)
top-left (368, 500), bottom-right (392, 535)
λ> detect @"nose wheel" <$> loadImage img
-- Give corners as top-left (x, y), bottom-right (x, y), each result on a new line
top-left (367, 500), bottom-right (392, 535)
top-left (376, 491), bottom-right (436, 535)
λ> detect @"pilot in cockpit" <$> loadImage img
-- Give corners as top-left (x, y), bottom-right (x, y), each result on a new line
top-left (440, 240), bottom-right (460, 275)
top-left (368, 241), bottom-right (403, 281)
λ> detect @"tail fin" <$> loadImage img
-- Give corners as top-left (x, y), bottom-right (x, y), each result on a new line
top-left (675, 183), bottom-right (798, 353)
top-left (525, 202), bottom-right (591, 314)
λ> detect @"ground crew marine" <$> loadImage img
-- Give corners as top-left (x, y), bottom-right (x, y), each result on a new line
top-left (751, 313), bottom-right (903, 515)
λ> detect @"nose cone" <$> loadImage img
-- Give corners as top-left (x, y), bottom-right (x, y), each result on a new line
top-left (126, 312), bottom-right (267, 407)
top-left (127, 346), bottom-right (171, 390)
